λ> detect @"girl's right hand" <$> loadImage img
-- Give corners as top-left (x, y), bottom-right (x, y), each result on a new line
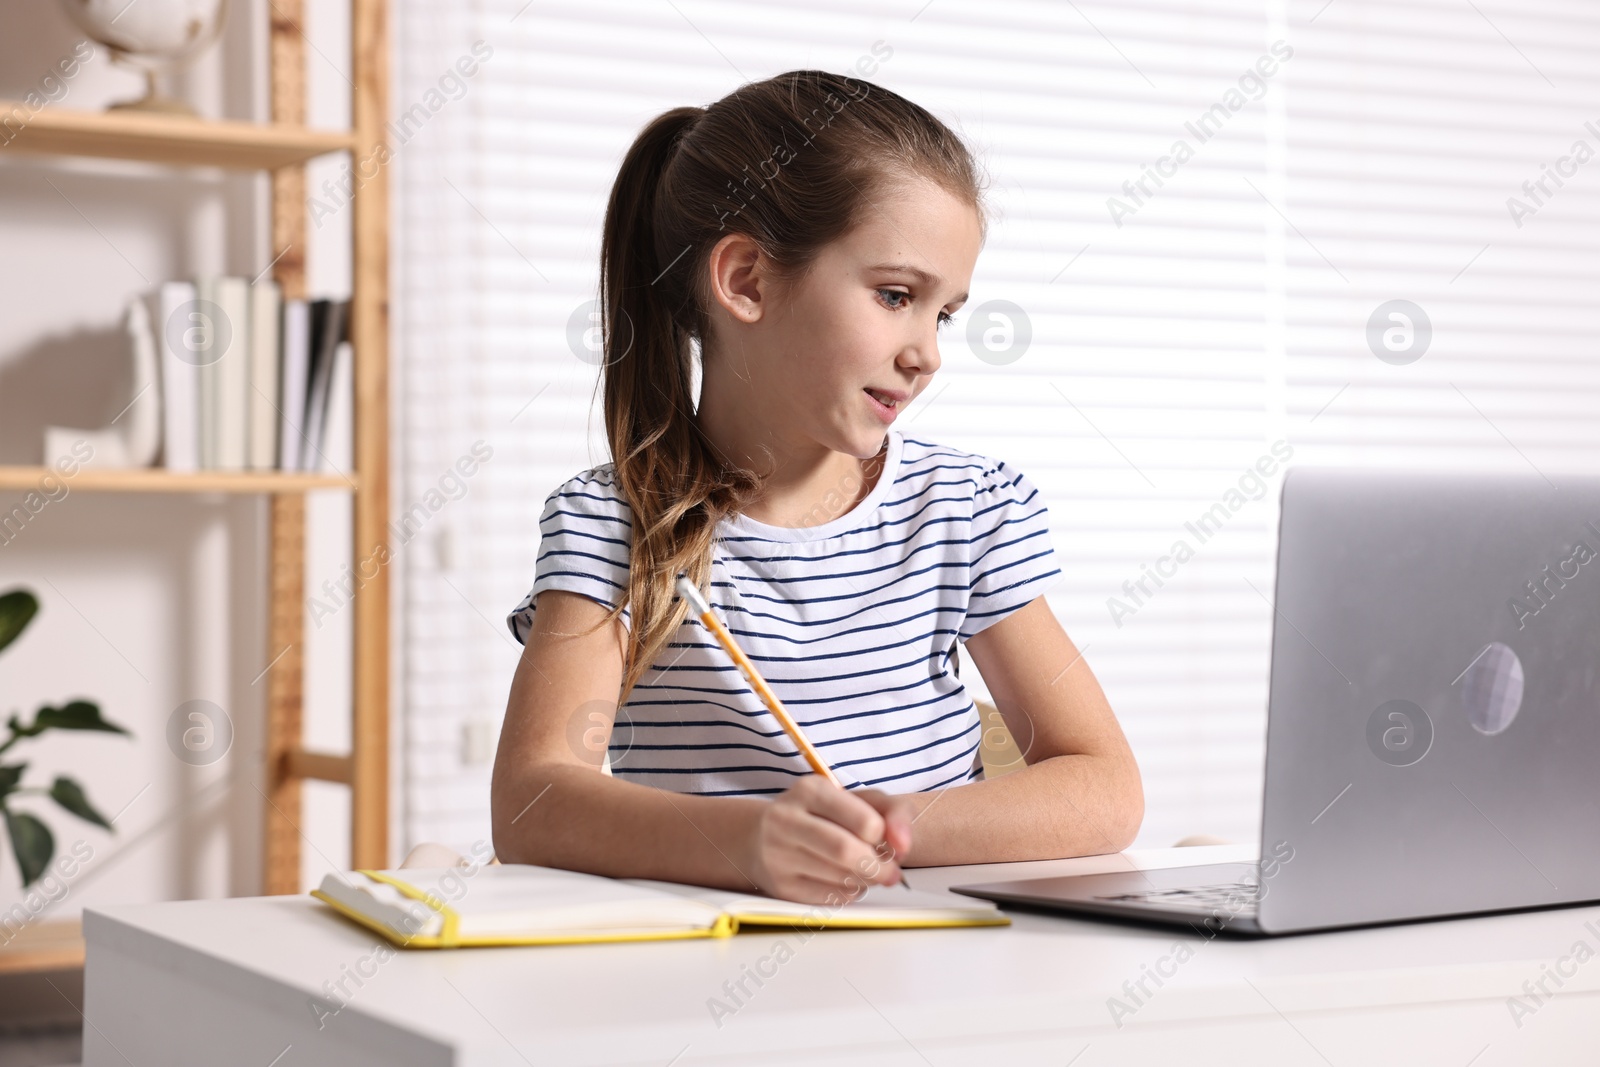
top-left (743, 776), bottom-right (915, 904)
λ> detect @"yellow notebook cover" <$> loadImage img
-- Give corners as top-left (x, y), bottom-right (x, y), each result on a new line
top-left (311, 864), bottom-right (1009, 949)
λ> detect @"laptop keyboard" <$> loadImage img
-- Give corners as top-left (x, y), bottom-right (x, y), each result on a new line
top-left (1095, 880), bottom-right (1262, 914)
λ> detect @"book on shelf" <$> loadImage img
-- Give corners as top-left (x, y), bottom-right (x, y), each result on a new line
top-left (156, 281), bottom-right (199, 472)
top-left (277, 298), bottom-right (310, 472)
top-left (150, 277), bottom-right (348, 475)
top-left (213, 276), bottom-right (249, 471)
top-left (300, 298), bottom-right (349, 471)
top-left (320, 325), bottom-right (354, 475)
top-left (194, 276), bottom-right (219, 470)
top-left (312, 864), bottom-right (1009, 950)
top-left (248, 279), bottom-right (281, 471)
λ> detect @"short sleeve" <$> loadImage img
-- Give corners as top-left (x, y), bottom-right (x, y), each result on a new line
top-left (958, 457), bottom-right (1064, 640)
top-left (505, 469), bottom-right (634, 645)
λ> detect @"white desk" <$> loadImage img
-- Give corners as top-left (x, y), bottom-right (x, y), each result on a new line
top-left (82, 845), bottom-right (1600, 1066)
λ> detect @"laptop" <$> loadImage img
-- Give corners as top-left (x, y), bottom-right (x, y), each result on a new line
top-left (952, 466), bottom-right (1600, 935)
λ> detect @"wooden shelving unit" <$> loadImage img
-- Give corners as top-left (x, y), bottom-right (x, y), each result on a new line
top-left (0, 0), bottom-right (390, 979)
top-left (0, 104), bottom-right (355, 170)
top-left (0, 467), bottom-right (356, 493)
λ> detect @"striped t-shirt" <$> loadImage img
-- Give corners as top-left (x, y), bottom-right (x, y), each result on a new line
top-left (505, 431), bottom-right (1064, 797)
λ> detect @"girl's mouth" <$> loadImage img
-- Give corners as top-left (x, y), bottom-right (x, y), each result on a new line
top-left (865, 388), bottom-right (901, 422)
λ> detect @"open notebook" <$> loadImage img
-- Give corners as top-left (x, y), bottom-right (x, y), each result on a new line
top-left (312, 865), bottom-right (1009, 949)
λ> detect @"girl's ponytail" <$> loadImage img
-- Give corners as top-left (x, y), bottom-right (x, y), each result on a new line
top-left (591, 72), bottom-right (985, 705)
top-left (598, 107), bottom-right (763, 703)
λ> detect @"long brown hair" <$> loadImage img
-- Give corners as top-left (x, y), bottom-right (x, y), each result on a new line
top-left (592, 69), bottom-right (985, 704)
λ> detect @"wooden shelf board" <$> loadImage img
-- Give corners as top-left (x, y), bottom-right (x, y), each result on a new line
top-left (0, 103), bottom-right (355, 170)
top-left (0, 920), bottom-right (83, 976)
top-left (0, 467), bottom-right (356, 493)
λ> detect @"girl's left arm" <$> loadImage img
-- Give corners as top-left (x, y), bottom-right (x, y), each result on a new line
top-left (899, 596), bottom-right (1144, 865)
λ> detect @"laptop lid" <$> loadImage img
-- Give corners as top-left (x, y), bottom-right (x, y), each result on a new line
top-left (1256, 467), bottom-right (1600, 933)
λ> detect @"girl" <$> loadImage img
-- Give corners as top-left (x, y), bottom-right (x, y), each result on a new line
top-left (492, 70), bottom-right (1141, 905)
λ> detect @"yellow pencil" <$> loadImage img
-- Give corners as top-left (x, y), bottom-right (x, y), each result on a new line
top-left (675, 575), bottom-right (913, 890)
top-left (675, 575), bottom-right (844, 788)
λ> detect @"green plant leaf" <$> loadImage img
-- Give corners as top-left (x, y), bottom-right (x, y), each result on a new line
top-left (0, 590), bottom-right (38, 655)
top-left (0, 763), bottom-right (24, 799)
top-left (4, 808), bottom-right (53, 887)
top-left (32, 701), bottom-right (130, 736)
top-left (49, 776), bottom-right (112, 830)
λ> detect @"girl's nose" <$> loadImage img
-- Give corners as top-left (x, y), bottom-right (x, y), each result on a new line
top-left (902, 334), bottom-right (941, 377)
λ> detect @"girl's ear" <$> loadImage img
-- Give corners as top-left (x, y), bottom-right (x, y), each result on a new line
top-left (706, 232), bottom-right (770, 324)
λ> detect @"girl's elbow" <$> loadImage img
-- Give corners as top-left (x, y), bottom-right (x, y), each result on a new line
top-left (489, 767), bottom-right (557, 865)
top-left (1112, 783), bottom-right (1144, 851)
top-left (1109, 754), bottom-right (1145, 850)
top-left (488, 803), bottom-right (527, 865)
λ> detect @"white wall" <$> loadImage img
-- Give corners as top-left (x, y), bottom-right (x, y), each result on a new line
top-left (0, 0), bottom-right (359, 923)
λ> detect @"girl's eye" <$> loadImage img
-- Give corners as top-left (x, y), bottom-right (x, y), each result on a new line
top-left (877, 288), bottom-right (956, 328)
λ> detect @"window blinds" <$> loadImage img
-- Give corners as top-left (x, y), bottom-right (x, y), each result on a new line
top-left (392, 0), bottom-right (1600, 853)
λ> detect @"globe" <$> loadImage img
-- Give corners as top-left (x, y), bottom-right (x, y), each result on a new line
top-left (59, 0), bottom-right (228, 114)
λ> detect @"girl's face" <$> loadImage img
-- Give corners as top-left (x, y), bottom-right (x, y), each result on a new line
top-left (703, 175), bottom-right (984, 465)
